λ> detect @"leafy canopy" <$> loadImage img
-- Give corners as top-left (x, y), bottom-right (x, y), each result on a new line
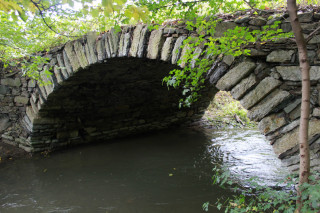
top-left (0, 0), bottom-right (293, 89)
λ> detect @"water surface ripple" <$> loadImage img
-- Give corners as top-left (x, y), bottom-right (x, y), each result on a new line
top-left (0, 128), bottom-right (287, 213)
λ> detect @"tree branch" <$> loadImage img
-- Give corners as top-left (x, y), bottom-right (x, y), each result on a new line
top-left (30, 0), bottom-right (80, 38)
top-left (306, 25), bottom-right (320, 43)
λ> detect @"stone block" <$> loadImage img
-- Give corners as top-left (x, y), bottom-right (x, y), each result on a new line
top-left (281, 22), bottom-right (292, 33)
top-left (258, 113), bottom-right (287, 135)
top-left (231, 74), bottom-right (257, 100)
top-left (214, 22), bottom-right (237, 37)
top-left (118, 32), bottom-right (131, 57)
top-left (147, 29), bottom-right (164, 59)
top-left (222, 55), bottom-right (235, 66)
top-left (284, 98), bottom-right (301, 113)
top-left (266, 50), bottom-right (294, 62)
top-left (74, 40), bottom-right (89, 68)
top-left (248, 49), bottom-right (268, 57)
top-left (216, 61), bottom-right (256, 91)
top-left (28, 80), bottom-right (36, 88)
top-left (276, 66), bottom-right (320, 81)
top-left (161, 37), bottom-right (175, 62)
top-left (137, 26), bottom-right (149, 58)
top-left (248, 89), bottom-right (291, 121)
top-left (298, 12), bottom-right (313, 22)
top-left (280, 119), bottom-right (300, 135)
top-left (53, 66), bottom-right (64, 84)
top-left (14, 96), bottom-right (29, 104)
top-left (86, 32), bottom-right (98, 64)
top-left (179, 45), bottom-right (192, 68)
top-left (164, 27), bottom-right (177, 34)
top-left (289, 104), bottom-right (301, 120)
top-left (241, 77), bottom-right (281, 109)
top-left (0, 85), bottom-right (8, 94)
top-left (129, 24), bottom-right (144, 57)
top-left (0, 114), bottom-right (11, 133)
top-left (96, 36), bottom-right (106, 61)
top-left (171, 36), bottom-right (186, 64)
top-left (190, 46), bottom-right (203, 68)
top-left (208, 62), bottom-right (228, 85)
top-left (309, 35), bottom-right (320, 44)
top-left (106, 28), bottom-right (120, 58)
top-left (61, 51), bottom-right (73, 77)
top-left (313, 107), bottom-right (320, 117)
top-left (235, 15), bottom-right (250, 24)
top-left (1, 78), bottom-right (21, 87)
top-left (64, 41), bottom-right (81, 72)
top-left (273, 119), bottom-right (320, 156)
top-left (249, 17), bottom-right (267, 26)
top-left (301, 22), bottom-right (320, 32)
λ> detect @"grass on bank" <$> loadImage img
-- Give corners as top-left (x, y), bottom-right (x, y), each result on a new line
top-left (203, 91), bottom-right (256, 128)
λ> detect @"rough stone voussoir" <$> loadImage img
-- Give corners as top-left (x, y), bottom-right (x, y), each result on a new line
top-left (266, 50), bottom-right (295, 63)
top-left (147, 29), bottom-right (164, 60)
top-left (248, 89), bottom-right (291, 121)
top-left (129, 25), bottom-right (144, 57)
top-left (64, 41), bottom-right (81, 72)
top-left (231, 73), bottom-right (257, 100)
top-left (240, 77), bottom-right (281, 109)
top-left (161, 37), bottom-right (175, 62)
top-left (216, 61), bottom-right (256, 91)
top-left (171, 36), bottom-right (186, 64)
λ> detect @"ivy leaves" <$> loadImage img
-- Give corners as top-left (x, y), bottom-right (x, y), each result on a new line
top-left (163, 18), bottom-right (293, 107)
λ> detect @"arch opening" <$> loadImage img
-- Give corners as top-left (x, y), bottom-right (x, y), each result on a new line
top-left (28, 58), bottom-right (216, 151)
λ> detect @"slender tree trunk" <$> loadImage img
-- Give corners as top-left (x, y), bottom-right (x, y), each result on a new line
top-left (287, 0), bottom-right (311, 211)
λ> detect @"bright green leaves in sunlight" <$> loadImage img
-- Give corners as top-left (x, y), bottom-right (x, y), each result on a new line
top-left (163, 18), bottom-right (293, 108)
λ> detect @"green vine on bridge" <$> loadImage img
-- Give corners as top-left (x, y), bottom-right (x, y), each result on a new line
top-left (163, 18), bottom-right (293, 107)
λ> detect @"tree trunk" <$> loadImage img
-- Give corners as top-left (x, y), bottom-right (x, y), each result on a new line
top-left (287, 0), bottom-right (311, 211)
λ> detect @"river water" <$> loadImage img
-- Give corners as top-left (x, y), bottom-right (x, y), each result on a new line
top-left (0, 128), bottom-right (288, 213)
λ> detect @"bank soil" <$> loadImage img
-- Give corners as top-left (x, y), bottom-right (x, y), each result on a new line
top-left (0, 139), bottom-right (31, 165)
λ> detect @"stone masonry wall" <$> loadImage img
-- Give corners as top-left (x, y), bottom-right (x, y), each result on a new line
top-left (1, 8), bottom-right (320, 173)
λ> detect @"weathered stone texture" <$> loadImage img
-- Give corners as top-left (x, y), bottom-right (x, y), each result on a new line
top-left (1, 78), bottom-right (21, 87)
top-left (86, 32), bottom-right (98, 64)
top-left (240, 77), bottom-right (281, 109)
top-left (106, 28), bottom-right (119, 58)
top-left (137, 26), bottom-right (149, 58)
top-left (214, 22), bottom-right (237, 37)
top-left (129, 25), bottom-right (144, 57)
top-left (64, 42), bottom-right (81, 72)
top-left (161, 37), bottom-right (175, 62)
top-left (277, 66), bottom-right (320, 81)
top-left (248, 90), bottom-right (291, 121)
top-left (171, 36), bottom-right (186, 64)
top-left (258, 113), bottom-right (287, 135)
top-left (266, 50), bottom-right (295, 62)
top-left (74, 41), bottom-right (89, 68)
top-left (231, 74), bottom-right (256, 100)
top-left (216, 61), bottom-right (256, 91)
top-left (147, 29), bottom-right (164, 59)
top-left (249, 17), bottom-right (267, 26)
top-left (273, 119), bottom-right (320, 156)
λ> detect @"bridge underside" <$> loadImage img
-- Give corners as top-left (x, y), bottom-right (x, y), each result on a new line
top-left (28, 58), bottom-right (216, 151)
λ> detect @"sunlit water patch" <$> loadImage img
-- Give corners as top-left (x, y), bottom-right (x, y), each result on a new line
top-left (206, 128), bottom-right (289, 186)
top-left (0, 128), bottom-right (288, 212)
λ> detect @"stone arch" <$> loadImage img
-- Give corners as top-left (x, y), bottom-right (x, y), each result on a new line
top-left (16, 25), bottom-right (217, 152)
top-left (1, 11), bottom-right (320, 173)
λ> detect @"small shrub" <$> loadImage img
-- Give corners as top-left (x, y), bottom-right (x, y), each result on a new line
top-left (204, 167), bottom-right (320, 213)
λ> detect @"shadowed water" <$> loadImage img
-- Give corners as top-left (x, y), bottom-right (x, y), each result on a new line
top-left (0, 128), bottom-right (287, 213)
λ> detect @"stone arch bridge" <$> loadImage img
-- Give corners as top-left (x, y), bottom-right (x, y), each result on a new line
top-left (1, 10), bottom-right (320, 172)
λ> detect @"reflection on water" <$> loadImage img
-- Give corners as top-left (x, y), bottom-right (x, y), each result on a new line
top-left (205, 128), bottom-right (288, 187)
top-left (0, 128), bottom-right (287, 213)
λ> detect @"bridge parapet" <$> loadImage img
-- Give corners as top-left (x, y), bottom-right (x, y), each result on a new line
top-left (1, 9), bottom-right (320, 173)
